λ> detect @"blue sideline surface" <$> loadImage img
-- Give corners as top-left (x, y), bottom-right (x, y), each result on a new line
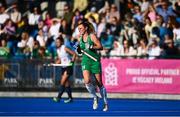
top-left (0, 97), bottom-right (180, 116)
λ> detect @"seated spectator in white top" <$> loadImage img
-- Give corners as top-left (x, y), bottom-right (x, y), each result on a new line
top-left (38, 20), bottom-right (48, 37)
top-left (49, 19), bottom-right (61, 40)
top-left (109, 40), bottom-right (121, 58)
top-left (119, 39), bottom-right (137, 58)
top-left (147, 39), bottom-right (162, 59)
top-left (144, 17), bottom-right (155, 39)
top-left (28, 7), bottom-right (41, 26)
top-left (10, 5), bottom-right (21, 24)
top-left (0, 5), bottom-right (10, 25)
top-left (17, 32), bottom-right (34, 52)
top-left (137, 38), bottom-right (148, 58)
top-left (172, 20), bottom-right (180, 47)
top-left (87, 15), bottom-right (97, 33)
top-left (134, 0), bottom-right (150, 12)
top-left (36, 29), bottom-right (47, 47)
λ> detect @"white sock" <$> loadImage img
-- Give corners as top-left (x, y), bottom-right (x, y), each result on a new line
top-left (85, 83), bottom-right (97, 98)
top-left (100, 86), bottom-right (108, 104)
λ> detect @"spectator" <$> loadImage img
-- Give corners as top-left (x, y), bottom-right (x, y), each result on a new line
top-left (3, 19), bottom-right (16, 36)
top-left (87, 15), bottom-right (98, 33)
top-left (147, 39), bottom-right (162, 59)
top-left (144, 17), bottom-right (155, 39)
top-left (172, 19), bottom-right (180, 47)
top-left (107, 16), bottom-right (122, 39)
top-left (119, 39), bottom-right (137, 58)
top-left (133, 5), bottom-right (144, 23)
top-left (31, 40), bottom-right (40, 59)
top-left (44, 12), bottom-right (52, 28)
top-left (154, 1), bottom-right (176, 23)
top-left (59, 18), bottom-right (72, 38)
top-left (71, 9), bottom-right (83, 31)
top-left (146, 4), bottom-right (157, 23)
top-left (98, 1), bottom-right (110, 15)
top-left (109, 4), bottom-right (120, 22)
top-left (48, 18), bottom-right (61, 40)
top-left (173, 0), bottom-right (180, 23)
top-left (38, 20), bottom-right (48, 37)
top-left (73, 0), bottom-right (88, 12)
top-left (123, 19), bottom-right (139, 47)
top-left (28, 7), bottom-right (41, 36)
top-left (17, 32), bottom-right (34, 52)
top-left (85, 7), bottom-right (99, 23)
top-left (0, 5), bottom-right (9, 25)
top-left (37, 46), bottom-right (52, 59)
top-left (28, 7), bottom-right (41, 26)
top-left (135, 0), bottom-right (150, 13)
top-left (71, 19), bottom-right (83, 40)
top-left (162, 34), bottom-right (179, 58)
top-left (100, 32), bottom-right (115, 56)
top-left (97, 16), bottom-right (106, 38)
top-left (109, 40), bottom-right (121, 57)
top-left (36, 29), bottom-right (47, 47)
top-left (63, 4), bottom-right (74, 29)
top-left (0, 39), bottom-right (10, 58)
top-left (137, 38), bottom-right (148, 58)
top-left (104, 6), bottom-right (111, 23)
top-left (10, 5), bottom-right (21, 24)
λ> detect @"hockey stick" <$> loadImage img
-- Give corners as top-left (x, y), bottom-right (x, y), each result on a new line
top-left (43, 63), bottom-right (73, 67)
top-left (70, 40), bottom-right (97, 62)
top-left (81, 49), bottom-right (97, 62)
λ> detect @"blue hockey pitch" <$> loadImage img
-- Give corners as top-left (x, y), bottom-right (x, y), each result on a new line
top-left (0, 97), bottom-right (180, 116)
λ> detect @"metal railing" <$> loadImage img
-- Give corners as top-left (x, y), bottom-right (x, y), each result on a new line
top-left (0, 58), bottom-right (85, 91)
top-left (0, 55), bottom-right (179, 91)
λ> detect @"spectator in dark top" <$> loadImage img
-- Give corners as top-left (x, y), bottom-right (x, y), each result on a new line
top-left (63, 4), bottom-right (73, 31)
top-left (162, 34), bottom-right (179, 58)
top-left (59, 18), bottom-right (72, 38)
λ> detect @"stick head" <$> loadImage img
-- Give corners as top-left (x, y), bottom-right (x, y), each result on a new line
top-left (70, 40), bottom-right (82, 55)
top-left (70, 39), bottom-right (79, 49)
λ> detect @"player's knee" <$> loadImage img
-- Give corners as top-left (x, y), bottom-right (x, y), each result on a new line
top-left (83, 77), bottom-right (91, 84)
top-left (98, 83), bottom-right (103, 88)
top-left (96, 81), bottom-right (103, 88)
top-left (84, 80), bottom-right (91, 84)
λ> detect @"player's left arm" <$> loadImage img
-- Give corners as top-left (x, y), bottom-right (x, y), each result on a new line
top-left (55, 58), bottom-right (61, 64)
top-left (90, 33), bottom-right (103, 50)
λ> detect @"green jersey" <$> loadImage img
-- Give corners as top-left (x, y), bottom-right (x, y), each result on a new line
top-left (80, 35), bottom-right (101, 73)
top-left (80, 35), bottom-right (100, 61)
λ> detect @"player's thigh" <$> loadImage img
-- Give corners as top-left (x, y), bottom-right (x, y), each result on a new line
top-left (60, 68), bottom-right (69, 85)
top-left (91, 61), bottom-right (101, 74)
top-left (65, 80), bottom-right (70, 87)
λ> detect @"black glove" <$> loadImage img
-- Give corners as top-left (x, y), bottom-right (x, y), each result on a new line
top-left (77, 45), bottom-right (82, 55)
